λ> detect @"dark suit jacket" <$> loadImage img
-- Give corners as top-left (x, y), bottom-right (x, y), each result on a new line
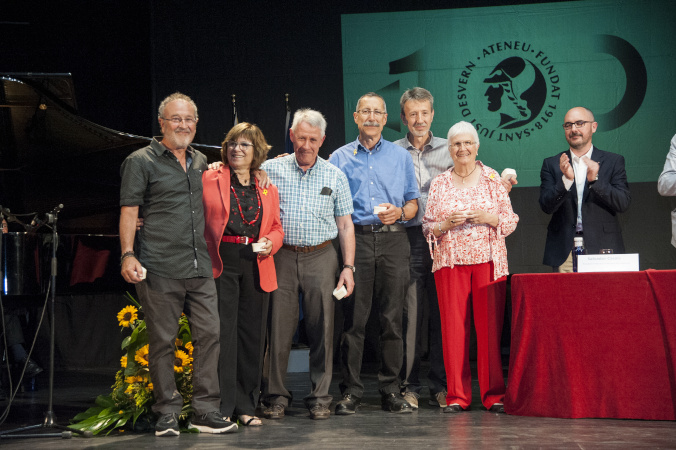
top-left (539, 146), bottom-right (631, 267)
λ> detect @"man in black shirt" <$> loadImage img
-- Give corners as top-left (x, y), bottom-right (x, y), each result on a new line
top-left (119, 92), bottom-right (236, 436)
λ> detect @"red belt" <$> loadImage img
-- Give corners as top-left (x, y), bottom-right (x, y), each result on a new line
top-left (222, 235), bottom-right (254, 245)
top-left (282, 240), bottom-right (331, 253)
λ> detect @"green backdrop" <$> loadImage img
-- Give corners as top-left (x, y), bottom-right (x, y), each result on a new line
top-left (341, 0), bottom-right (676, 186)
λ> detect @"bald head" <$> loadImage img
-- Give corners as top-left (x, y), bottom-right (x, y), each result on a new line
top-left (563, 106), bottom-right (598, 154)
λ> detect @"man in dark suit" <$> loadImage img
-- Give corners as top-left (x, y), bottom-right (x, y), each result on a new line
top-left (539, 106), bottom-right (631, 271)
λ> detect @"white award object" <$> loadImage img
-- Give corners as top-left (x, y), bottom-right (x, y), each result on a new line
top-left (333, 285), bottom-right (347, 300)
top-left (501, 168), bottom-right (517, 180)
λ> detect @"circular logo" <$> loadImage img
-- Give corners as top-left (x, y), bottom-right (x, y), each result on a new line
top-left (458, 41), bottom-right (561, 142)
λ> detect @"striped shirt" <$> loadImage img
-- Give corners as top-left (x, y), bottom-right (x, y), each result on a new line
top-left (262, 154), bottom-right (353, 246)
top-left (394, 132), bottom-right (452, 227)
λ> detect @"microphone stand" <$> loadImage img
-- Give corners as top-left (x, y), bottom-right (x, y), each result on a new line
top-left (0, 205), bottom-right (92, 440)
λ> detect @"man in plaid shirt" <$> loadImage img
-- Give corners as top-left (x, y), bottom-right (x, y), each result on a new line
top-left (261, 108), bottom-right (355, 421)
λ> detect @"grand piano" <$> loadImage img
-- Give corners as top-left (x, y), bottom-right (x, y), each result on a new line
top-left (1, 73), bottom-right (221, 296)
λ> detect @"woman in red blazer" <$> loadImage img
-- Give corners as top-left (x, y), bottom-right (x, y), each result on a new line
top-left (202, 122), bottom-right (283, 427)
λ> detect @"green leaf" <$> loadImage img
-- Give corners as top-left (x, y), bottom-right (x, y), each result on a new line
top-left (105, 412), bottom-right (132, 435)
top-left (123, 365), bottom-right (139, 376)
top-left (121, 336), bottom-right (131, 350)
top-left (95, 394), bottom-right (116, 408)
top-left (70, 406), bottom-right (126, 435)
top-left (72, 406), bottom-right (104, 422)
top-left (125, 291), bottom-right (142, 308)
top-left (127, 321), bottom-right (148, 350)
top-left (131, 407), bottom-right (150, 427)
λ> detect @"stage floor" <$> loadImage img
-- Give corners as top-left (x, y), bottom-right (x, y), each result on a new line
top-left (1, 364), bottom-right (674, 449)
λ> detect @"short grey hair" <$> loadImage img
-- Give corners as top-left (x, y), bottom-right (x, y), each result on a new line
top-left (291, 108), bottom-right (327, 137)
top-left (399, 87), bottom-right (434, 116)
top-left (447, 121), bottom-right (479, 146)
top-left (356, 92), bottom-right (387, 114)
top-left (158, 92), bottom-right (198, 119)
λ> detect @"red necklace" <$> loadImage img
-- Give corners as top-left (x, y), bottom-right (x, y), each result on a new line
top-left (231, 183), bottom-right (261, 226)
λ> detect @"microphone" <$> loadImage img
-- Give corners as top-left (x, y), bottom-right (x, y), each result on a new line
top-left (2, 207), bottom-right (19, 224)
top-left (44, 204), bottom-right (64, 225)
top-left (29, 214), bottom-right (46, 231)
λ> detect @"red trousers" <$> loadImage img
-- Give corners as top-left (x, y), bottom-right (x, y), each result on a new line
top-left (434, 263), bottom-right (506, 409)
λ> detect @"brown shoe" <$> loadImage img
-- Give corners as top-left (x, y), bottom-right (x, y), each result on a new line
top-left (402, 392), bottom-right (419, 409)
top-left (429, 390), bottom-right (447, 408)
top-left (309, 404), bottom-right (330, 420)
top-left (263, 403), bottom-right (285, 419)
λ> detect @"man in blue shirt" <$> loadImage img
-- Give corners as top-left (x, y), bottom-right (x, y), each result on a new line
top-left (330, 92), bottom-right (420, 415)
top-left (260, 109), bottom-right (355, 421)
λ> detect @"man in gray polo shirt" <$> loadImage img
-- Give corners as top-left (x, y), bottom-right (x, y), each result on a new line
top-left (261, 109), bottom-right (355, 420)
top-left (119, 92), bottom-right (235, 436)
top-left (394, 87), bottom-right (517, 409)
top-left (393, 87), bottom-right (450, 409)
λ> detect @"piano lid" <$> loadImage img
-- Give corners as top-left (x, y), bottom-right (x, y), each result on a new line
top-left (0, 73), bottom-right (220, 234)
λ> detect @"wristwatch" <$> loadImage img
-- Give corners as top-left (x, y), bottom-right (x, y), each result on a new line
top-left (400, 207), bottom-right (406, 222)
top-left (120, 251), bottom-right (135, 265)
top-left (343, 264), bottom-right (356, 273)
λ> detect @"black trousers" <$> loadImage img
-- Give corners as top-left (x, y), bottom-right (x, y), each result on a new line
top-left (401, 226), bottom-right (447, 396)
top-left (216, 242), bottom-right (269, 417)
top-left (339, 230), bottom-right (410, 397)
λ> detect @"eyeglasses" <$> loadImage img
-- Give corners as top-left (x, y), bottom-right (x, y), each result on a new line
top-left (450, 141), bottom-right (475, 149)
top-left (357, 109), bottom-right (386, 118)
top-left (226, 141), bottom-right (254, 150)
top-left (161, 116), bottom-right (198, 125)
top-left (563, 120), bottom-right (592, 129)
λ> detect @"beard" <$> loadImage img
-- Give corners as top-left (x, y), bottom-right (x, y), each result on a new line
top-left (566, 133), bottom-right (587, 150)
top-left (410, 125), bottom-right (428, 138)
top-left (164, 128), bottom-right (194, 149)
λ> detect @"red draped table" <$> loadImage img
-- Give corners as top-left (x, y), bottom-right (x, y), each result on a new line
top-left (505, 270), bottom-right (676, 420)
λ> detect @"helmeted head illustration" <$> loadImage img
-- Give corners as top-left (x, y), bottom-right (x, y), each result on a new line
top-left (483, 57), bottom-right (546, 129)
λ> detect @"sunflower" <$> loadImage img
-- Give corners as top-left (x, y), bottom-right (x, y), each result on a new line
top-left (147, 383), bottom-right (154, 391)
top-left (125, 375), bottom-right (144, 385)
top-left (135, 345), bottom-right (150, 366)
top-left (175, 338), bottom-right (183, 347)
top-left (120, 355), bottom-right (127, 368)
top-left (173, 350), bottom-right (191, 373)
top-left (185, 342), bottom-right (194, 356)
top-left (117, 305), bottom-right (138, 328)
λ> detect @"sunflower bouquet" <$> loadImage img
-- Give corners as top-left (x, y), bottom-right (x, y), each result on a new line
top-left (70, 292), bottom-right (195, 435)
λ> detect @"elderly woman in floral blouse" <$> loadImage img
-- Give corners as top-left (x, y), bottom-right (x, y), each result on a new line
top-left (422, 121), bottom-right (518, 414)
